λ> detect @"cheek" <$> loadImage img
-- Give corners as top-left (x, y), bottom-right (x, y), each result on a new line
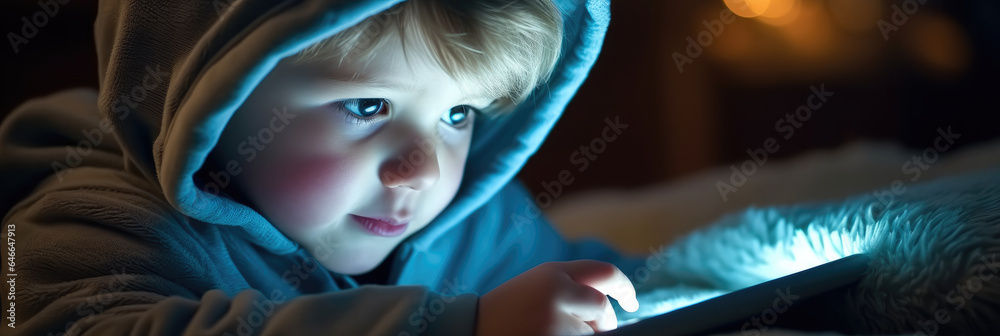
top-left (234, 111), bottom-right (368, 234)
top-left (441, 147), bottom-right (469, 187)
top-left (252, 154), bottom-right (362, 235)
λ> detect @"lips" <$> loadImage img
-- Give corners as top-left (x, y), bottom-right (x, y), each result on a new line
top-left (350, 214), bottom-right (410, 237)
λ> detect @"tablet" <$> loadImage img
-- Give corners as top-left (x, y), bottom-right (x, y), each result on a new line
top-left (601, 253), bottom-right (872, 336)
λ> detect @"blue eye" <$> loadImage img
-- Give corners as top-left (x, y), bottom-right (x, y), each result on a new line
top-left (443, 105), bottom-right (474, 128)
top-left (341, 98), bottom-right (388, 117)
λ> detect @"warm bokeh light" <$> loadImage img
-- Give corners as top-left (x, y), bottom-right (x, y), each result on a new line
top-left (724, 0), bottom-right (771, 18)
top-left (775, 0), bottom-right (837, 60)
top-left (827, 0), bottom-right (883, 33)
top-left (760, 0), bottom-right (796, 18)
top-left (708, 0), bottom-right (973, 83)
top-left (757, 0), bottom-right (801, 26)
top-left (708, 17), bottom-right (757, 65)
top-left (904, 12), bottom-right (972, 79)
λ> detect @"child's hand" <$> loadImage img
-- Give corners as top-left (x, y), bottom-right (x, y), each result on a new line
top-left (476, 260), bottom-right (639, 336)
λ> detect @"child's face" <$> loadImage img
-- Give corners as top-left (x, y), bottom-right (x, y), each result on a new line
top-left (214, 35), bottom-right (494, 275)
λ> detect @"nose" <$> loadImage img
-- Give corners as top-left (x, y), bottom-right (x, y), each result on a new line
top-left (379, 137), bottom-right (441, 191)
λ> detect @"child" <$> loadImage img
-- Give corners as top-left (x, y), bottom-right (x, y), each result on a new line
top-left (2, 0), bottom-right (650, 335)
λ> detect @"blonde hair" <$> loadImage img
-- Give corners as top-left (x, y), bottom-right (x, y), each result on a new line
top-left (286, 0), bottom-right (563, 115)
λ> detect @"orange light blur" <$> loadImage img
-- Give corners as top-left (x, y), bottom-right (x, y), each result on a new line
top-left (828, 0), bottom-right (883, 33)
top-left (904, 12), bottom-right (971, 79)
top-left (758, 0), bottom-right (801, 26)
top-left (775, 0), bottom-right (837, 60)
top-left (724, 0), bottom-right (771, 18)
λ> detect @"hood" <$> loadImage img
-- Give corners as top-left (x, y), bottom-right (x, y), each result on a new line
top-left (93, 0), bottom-right (610, 255)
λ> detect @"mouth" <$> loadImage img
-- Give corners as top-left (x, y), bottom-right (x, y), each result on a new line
top-left (350, 214), bottom-right (410, 237)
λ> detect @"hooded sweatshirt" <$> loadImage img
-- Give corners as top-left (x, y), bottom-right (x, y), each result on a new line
top-left (8, 1), bottom-right (1000, 335)
top-left (0, 0), bottom-right (659, 334)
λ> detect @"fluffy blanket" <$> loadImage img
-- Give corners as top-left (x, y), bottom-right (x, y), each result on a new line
top-left (631, 166), bottom-right (1000, 334)
top-left (559, 141), bottom-right (1000, 334)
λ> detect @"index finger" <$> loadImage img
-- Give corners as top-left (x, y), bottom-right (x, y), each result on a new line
top-left (560, 260), bottom-right (640, 312)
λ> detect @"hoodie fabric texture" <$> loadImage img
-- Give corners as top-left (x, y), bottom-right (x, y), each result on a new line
top-left (0, 0), bottom-right (654, 335)
top-left (9, 0), bottom-right (1000, 335)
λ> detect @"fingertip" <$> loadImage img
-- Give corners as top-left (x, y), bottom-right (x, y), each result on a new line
top-left (615, 279), bottom-right (639, 313)
top-left (625, 292), bottom-right (639, 313)
top-left (621, 298), bottom-right (639, 313)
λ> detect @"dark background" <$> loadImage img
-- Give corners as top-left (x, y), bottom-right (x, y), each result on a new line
top-left (3, 0), bottom-right (999, 200)
top-left (519, 0), bottom-right (1000, 198)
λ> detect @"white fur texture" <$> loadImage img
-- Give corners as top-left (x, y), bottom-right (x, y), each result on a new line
top-left (624, 166), bottom-right (1000, 334)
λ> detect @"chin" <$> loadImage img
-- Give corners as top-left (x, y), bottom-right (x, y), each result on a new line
top-left (309, 246), bottom-right (386, 276)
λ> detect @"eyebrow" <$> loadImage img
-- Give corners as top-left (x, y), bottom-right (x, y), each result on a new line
top-left (327, 72), bottom-right (426, 95)
top-left (326, 71), bottom-right (498, 107)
